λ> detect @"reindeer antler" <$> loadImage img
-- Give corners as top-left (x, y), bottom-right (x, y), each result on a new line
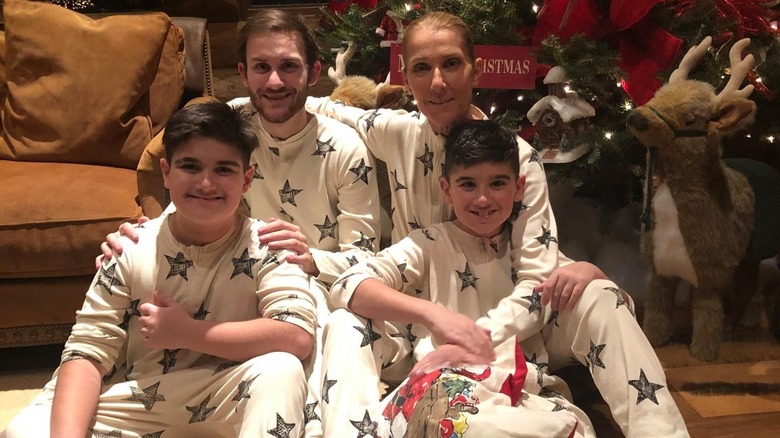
top-left (669, 36), bottom-right (712, 84)
top-left (327, 41), bottom-right (357, 85)
top-left (716, 38), bottom-right (755, 103)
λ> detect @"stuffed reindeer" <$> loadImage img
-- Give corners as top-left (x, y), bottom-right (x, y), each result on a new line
top-left (327, 41), bottom-right (407, 110)
top-left (626, 37), bottom-right (780, 361)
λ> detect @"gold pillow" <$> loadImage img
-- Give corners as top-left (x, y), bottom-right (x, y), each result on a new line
top-left (0, 0), bottom-right (184, 169)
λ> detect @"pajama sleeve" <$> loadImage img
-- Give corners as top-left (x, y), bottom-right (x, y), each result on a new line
top-left (61, 248), bottom-right (133, 373)
top-left (475, 140), bottom-right (559, 346)
top-left (257, 252), bottom-right (319, 336)
top-left (309, 133), bottom-right (382, 284)
top-left (328, 231), bottom-right (429, 310)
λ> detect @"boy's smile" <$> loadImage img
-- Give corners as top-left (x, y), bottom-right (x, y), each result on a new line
top-left (161, 138), bottom-right (253, 246)
top-left (440, 162), bottom-right (525, 238)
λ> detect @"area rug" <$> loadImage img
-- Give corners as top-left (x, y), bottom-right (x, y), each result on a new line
top-left (0, 368), bottom-right (51, 430)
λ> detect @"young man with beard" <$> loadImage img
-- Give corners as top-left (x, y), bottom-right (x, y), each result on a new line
top-left (101, 9), bottom-right (381, 437)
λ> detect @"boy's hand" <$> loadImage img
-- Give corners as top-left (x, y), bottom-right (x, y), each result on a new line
top-left (410, 344), bottom-right (491, 377)
top-left (427, 307), bottom-right (495, 363)
top-left (258, 217), bottom-right (319, 275)
top-left (138, 290), bottom-right (193, 350)
top-left (536, 261), bottom-right (607, 312)
top-left (95, 216), bottom-right (150, 269)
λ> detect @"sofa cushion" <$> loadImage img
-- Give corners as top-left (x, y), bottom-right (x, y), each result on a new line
top-left (0, 160), bottom-right (141, 279)
top-left (0, 0), bottom-right (185, 170)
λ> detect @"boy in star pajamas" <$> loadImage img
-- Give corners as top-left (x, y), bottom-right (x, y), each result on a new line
top-left (319, 120), bottom-right (688, 437)
top-left (6, 102), bottom-right (318, 438)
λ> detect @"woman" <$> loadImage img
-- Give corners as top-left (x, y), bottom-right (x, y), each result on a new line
top-left (307, 11), bottom-right (688, 437)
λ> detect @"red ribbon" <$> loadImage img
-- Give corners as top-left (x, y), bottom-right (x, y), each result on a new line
top-left (672, 0), bottom-right (779, 37)
top-left (327, 0), bottom-right (378, 15)
top-left (533, 0), bottom-right (683, 105)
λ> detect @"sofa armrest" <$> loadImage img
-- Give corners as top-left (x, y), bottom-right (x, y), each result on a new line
top-left (137, 96), bottom-right (220, 218)
top-left (171, 16), bottom-right (214, 103)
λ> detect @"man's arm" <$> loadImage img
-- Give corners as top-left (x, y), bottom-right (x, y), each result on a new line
top-left (51, 357), bottom-right (106, 438)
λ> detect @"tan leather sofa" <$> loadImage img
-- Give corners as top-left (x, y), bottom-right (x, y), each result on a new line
top-left (0, 0), bottom-right (213, 348)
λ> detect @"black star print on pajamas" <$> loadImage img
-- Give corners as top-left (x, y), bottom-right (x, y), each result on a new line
top-left (407, 217), bottom-right (422, 230)
top-left (396, 263), bottom-right (409, 283)
top-left (604, 286), bottom-right (629, 309)
top-left (252, 165), bottom-right (263, 180)
top-left (304, 401), bottom-right (321, 424)
top-left (352, 232), bottom-right (376, 252)
top-left (322, 372), bottom-right (337, 403)
top-left (312, 137), bottom-right (336, 157)
top-left (91, 429), bottom-right (121, 438)
top-left (268, 413), bottom-right (296, 438)
top-left (422, 229), bottom-right (436, 241)
top-left (416, 143), bottom-right (434, 176)
top-left (213, 361), bottom-right (241, 375)
top-left (269, 146), bottom-right (280, 156)
top-left (165, 252), bottom-right (194, 280)
top-left (186, 393), bottom-right (216, 423)
top-left (118, 311), bottom-right (131, 331)
top-left (158, 348), bottom-right (181, 374)
top-left (261, 252), bottom-right (280, 268)
top-left (456, 262), bottom-right (479, 291)
top-left (364, 110), bottom-right (379, 132)
top-left (546, 310), bottom-right (560, 327)
top-left (97, 264), bottom-right (121, 294)
top-left (350, 410), bottom-right (378, 437)
top-left (349, 158), bottom-right (374, 185)
top-left (522, 290), bottom-right (543, 314)
top-left (231, 248), bottom-right (260, 279)
top-left (193, 301), bottom-right (210, 320)
top-left (315, 215), bottom-right (338, 242)
top-left (390, 323), bottom-right (417, 345)
top-left (355, 319), bottom-right (382, 350)
top-left (346, 255), bottom-right (359, 266)
top-left (535, 225), bottom-right (558, 249)
top-left (123, 381), bottom-right (166, 411)
top-left (129, 299), bottom-right (141, 317)
top-left (141, 432), bottom-right (165, 438)
top-left (586, 340), bottom-right (607, 371)
top-left (629, 369), bottom-right (665, 405)
top-left (232, 375), bottom-right (259, 402)
top-left (279, 179), bottom-right (303, 207)
top-left (391, 169), bottom-right (406, 191)
top-left (530, 148), bottom-right (544, 169)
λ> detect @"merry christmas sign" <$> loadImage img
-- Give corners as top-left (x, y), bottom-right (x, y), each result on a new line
top-left (389, 44), bottom-right (537, 89)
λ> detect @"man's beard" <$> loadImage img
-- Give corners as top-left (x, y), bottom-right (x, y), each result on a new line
top-left (249, 85), bottom-right (308, 124)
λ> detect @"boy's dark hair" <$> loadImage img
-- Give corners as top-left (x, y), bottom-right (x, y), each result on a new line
top-left (162, 101), bottom-right (259, 169)
top-left (442, 119), bottom-right (520, 179)
top-left (238, 9), bottom-right (320, 71)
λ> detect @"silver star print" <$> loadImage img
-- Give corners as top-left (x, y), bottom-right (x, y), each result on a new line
top-left (456, 262), bottom-right (479, 291)
top-left (587, 340), bottom-right (607, 371)
top-left (535, 226), bottom-right (558, 249)
top-left (629, 369), bottom-right (665, 405)
top-left (279, 179), bottom-right (303, 207)
top-left (304, 401), bottom-right (321, 424)
top-left (186, 393), bottom-right (217, 423)
top-left (391, 169), bottom-right (406, 191)
top-left (165, 252), bottom-right (194, 280)
top-left (123, 381), bottom-right (166, 411)
top-left (396, 263), bottom-right (409, 283)
top-left (522, 290), bottom-right (543, 314)
top-left (354, 319), bottom-right (382, 350)
top-left (158, 348), bottom-right (181, 374)
top-left (193, 301), bottom-right (210, 320)
top-left (315, 215), bottom-right (338, 242)
top-left (312, 137), bottom-right (336, 157)
top-left (352, 232), bottom-right (376, 252)
top-left (604, 286), bottom-right (629, 309)
top-left (350, 410), bottom-right (378, 438)
top-left (322, 372), bottom-right (337, 403)
top-left (232, 375), bottom-right (259, 402)
top-left (349, 158), bottom-right (373, 185)
top-left (268, 413), bottom-right (296, 438)
top-left (364, 110), bottom-right (379, 132)
top-left (231, 248), bottom-right (260, 279)
top-left (97, 264), bottom-right (121, 295)
top-left (416, 143), bottom-right (434, 176)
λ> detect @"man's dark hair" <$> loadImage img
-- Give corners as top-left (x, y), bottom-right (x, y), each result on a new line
top-left (442, 119), bottom-right (520, 179)
top-left (162, 101), bottom-right (259, 169)
top-left (237, 8), bottom-right (320, 70)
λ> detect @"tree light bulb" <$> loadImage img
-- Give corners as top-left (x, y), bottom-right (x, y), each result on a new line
top-left (563, 85), bottom-right (572, 93)
top-left (623, 101), bottom-right (633, 111)
top-left (405, 3), bottom-right (412, 11)
top-left (517, 95), bottom-right (524, 101)
top-left (756, 77), bottom-right (764, 83)
top-left (532, 4), bottom-right (539, 13)
top-left (490, 105), bottom-right (496, 114)
top-left (768, 136), bottom-right (776, 143)
top-left (604, 132), bottom-right (613, 140)
top-left (746, 133), bottom-right (752, 138)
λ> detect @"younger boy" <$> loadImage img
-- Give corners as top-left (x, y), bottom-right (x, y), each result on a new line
top-left (6, 102), bottom-right (317, 438)
top-left (319, 120), bottom-right (687, 437)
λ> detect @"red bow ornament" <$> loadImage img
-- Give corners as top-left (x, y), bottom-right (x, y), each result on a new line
top-left (533, 0), bottom-right (683, 105)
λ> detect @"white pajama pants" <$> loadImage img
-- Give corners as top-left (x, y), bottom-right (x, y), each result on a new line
top-left (316, 280), bottom-right (689, 437)
top-left (6, 352), bottom-right (307, 438)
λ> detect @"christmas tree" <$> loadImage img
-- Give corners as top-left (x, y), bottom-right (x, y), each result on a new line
top-left (319, 0), bottom-right (780, 225)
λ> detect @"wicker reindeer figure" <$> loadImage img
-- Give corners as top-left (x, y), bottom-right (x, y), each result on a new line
top-left (627, 37), bottom-right (780, 361)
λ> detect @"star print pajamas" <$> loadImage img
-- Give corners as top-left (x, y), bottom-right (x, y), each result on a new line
top-left (306, 97), bottom-right (688, 437)
top-left (6, 215), bottom-right (317, 438)
top-left (232, 101), bottom-right (381, 438)
top-left (321, 223), bottom-right (591, 437)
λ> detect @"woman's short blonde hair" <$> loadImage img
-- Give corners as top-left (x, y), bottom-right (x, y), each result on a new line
top-left (402, 11), bottom-right (475, 67)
